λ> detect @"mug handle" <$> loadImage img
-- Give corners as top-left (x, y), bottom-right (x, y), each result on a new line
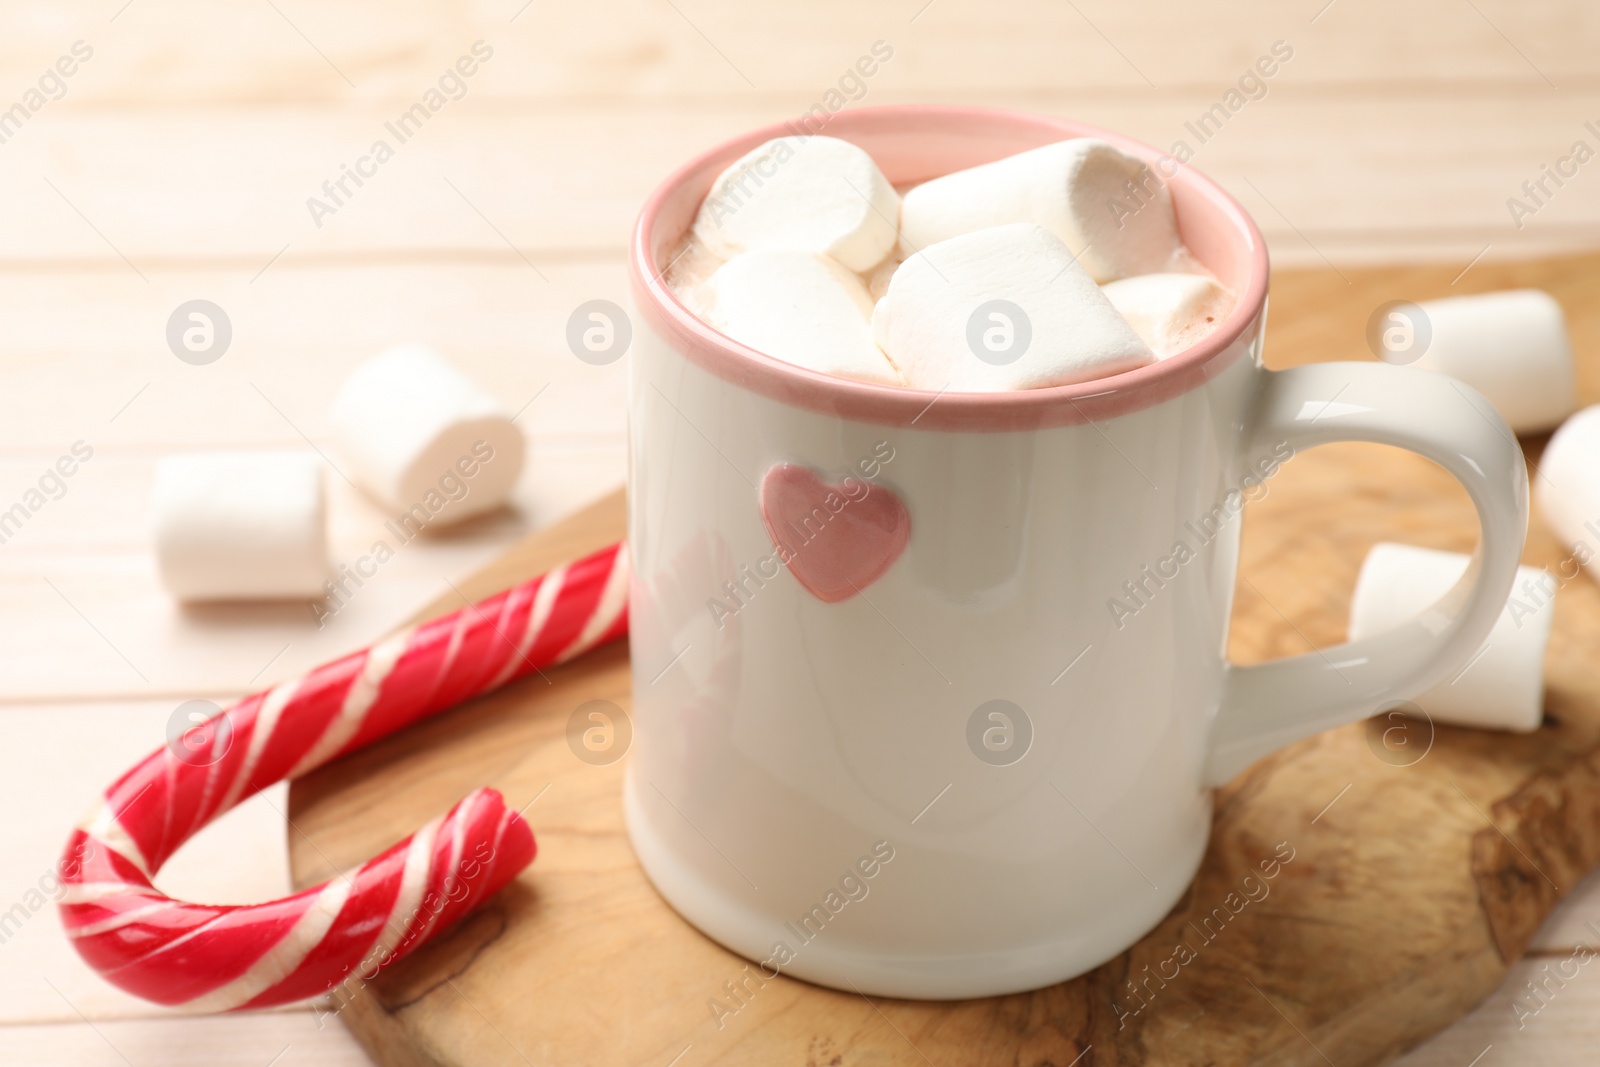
top-left (1202, 361), bottom-right (1529, 786)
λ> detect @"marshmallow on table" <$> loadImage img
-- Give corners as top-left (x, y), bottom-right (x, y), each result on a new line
top-left (693, 136), bottom-right (900, 273)
top-left (1404, 289), bottom-right (1576, 434)
top-left (871, 223), bottom-right (1153, 392)
top-left (1101, 273), bottom-right (1234, 359)
top-left (698, 249), bottom-right (900, 385)
top-left (1348, 542), bottom-right (1552, 732)
top-left (1538, 404), bottom-right (1600, 580)
top-left (330, 346), bottom-right (524, 527)
top-left (154, 453), bottom-right (327, 601)
top-left (898, 139), bottom-right (1185, 283)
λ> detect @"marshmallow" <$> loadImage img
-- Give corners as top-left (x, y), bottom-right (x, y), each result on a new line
top-left (898, 139), bottom-right (1184, 283)
top-left (1402, 290), bottom-right (1576, 434)
top-left (1101, 272), bottom-right (1234, 359)
top-left (662, 236), bottom-right (726, 322)
top-left (1348, 542), bottom-right (1551, 732)
top-left (871, 223), bottom-right (1153, 392)
top-left (153, 453), bottom-right (327, 601)
top-left (1538, 404), bottom-right (1600, 581)
top-left (693, 136), bottom-right (899, 273)
top-left (329, 346), bottom-right (524, 527)
top-left (698, 249), bottom-right (900, 386)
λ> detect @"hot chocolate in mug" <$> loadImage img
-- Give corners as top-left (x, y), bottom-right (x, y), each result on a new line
top-left (622, 105), bottom-right (1527, 998)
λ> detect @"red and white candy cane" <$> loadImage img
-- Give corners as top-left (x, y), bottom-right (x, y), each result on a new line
top-left (58, 541), bottom-right (629, 1010)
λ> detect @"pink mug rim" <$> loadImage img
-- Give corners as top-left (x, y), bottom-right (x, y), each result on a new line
top-left (628, 104), bottom-right (1270, 432)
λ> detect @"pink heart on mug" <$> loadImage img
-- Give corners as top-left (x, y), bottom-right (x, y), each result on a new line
top-left (759, 464), bottom-right (911, 603)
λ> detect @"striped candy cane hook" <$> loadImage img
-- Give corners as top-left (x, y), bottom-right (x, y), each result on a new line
top-left (58, 541), bottom-right (629, 1010)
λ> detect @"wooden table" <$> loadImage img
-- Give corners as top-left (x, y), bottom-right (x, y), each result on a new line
top-left (2, 2), bottom-right (1597, 1063)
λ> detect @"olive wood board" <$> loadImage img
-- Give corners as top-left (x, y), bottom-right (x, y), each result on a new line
top-left (288, 252), bottom-right (1600, 1066)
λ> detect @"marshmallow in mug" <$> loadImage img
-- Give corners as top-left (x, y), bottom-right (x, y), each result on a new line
top-left (898, 138), bottom-right (1190, 283)
top-left (670, 137), bottom-right (1232, 389)
top-left (153, 452), bottom-right (328, 601)
top-left (1395, 290), bottom-right (1576, 435)
top-left (1538, 404), bottom-right (1600, 581)
top-left (1102, 273), bottom-right (1234, 359)
top-left (692, 135), bottom-right (900, 273)
top-left (696, 249), bottom-right (901, 386)
top-left (1348, 542), bottom-right (1551, 733)
top-left (872, 223), bottom-right (1154, 391)
top-left (329, 346), bottom-right (524, 528)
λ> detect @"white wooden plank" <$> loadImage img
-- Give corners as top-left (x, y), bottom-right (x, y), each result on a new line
top-left (0, 699), bottom-right (294, 1021)
top-left (1530, 867), bottom-right (1600, 952)
top-left (1, 1011), bottom-right (374, 1066)
top-left (0, 444), bottom-right (624, 700)
top-left (0, 95), bottom-right (1597, 266)
top-left (0, 261), bottom-right (628, 453)
top-left (8, 949), bottom-right (1600, 1067)
top-left (1397, 951), bottom-right (1600, 1066)
top-left (0, 0), bottom-right (1593, 105)
top-left (0, 443), bottom-right (619, 556)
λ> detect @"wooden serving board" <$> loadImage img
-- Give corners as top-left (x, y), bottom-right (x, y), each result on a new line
top-left (288, 253), bottom-right (1600, 1067)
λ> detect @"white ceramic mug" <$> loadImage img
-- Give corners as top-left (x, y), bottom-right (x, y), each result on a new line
top-left (622, 105), bottom-right (1527, 999)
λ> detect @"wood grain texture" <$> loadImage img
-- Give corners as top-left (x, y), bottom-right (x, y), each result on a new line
top-left (5, 0), bottom-right (1596, 104)
top-left (5, 97), bottom-right (1600, 266)
top-left (285, 256), bottom-right (1600, 1066)
top-left (8, 1), bottom-right (1600, 1061)
top-left (2, 1009), bottom-right (373, 1067)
